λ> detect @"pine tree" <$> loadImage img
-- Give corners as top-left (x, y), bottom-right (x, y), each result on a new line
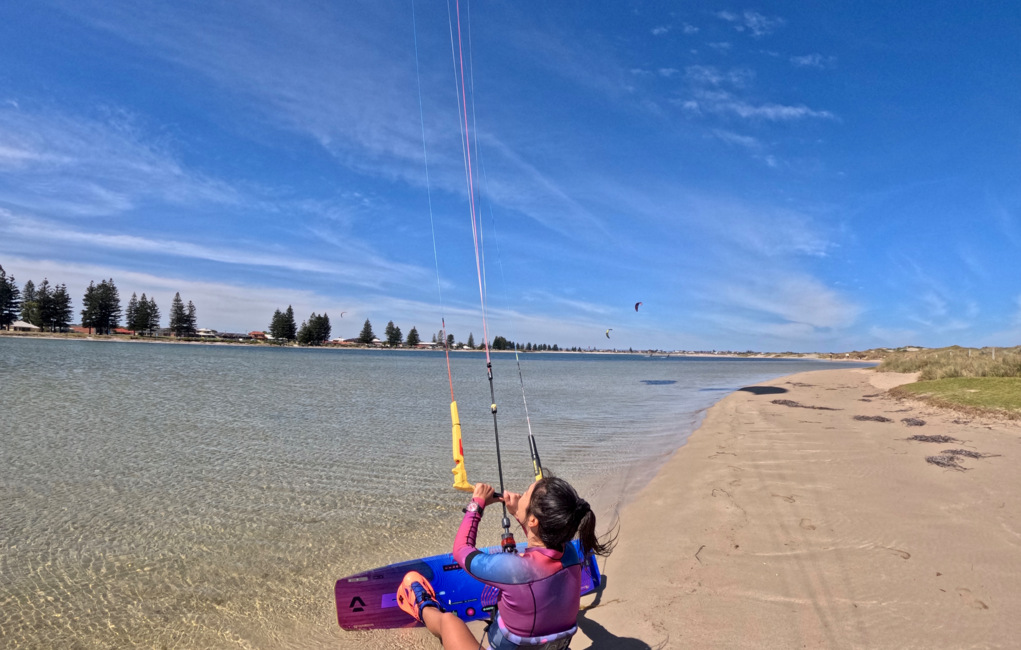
top-left (0, 265), bottom-right (21, 329)
top-left (126, 293), bottom-right (139, 332)
top-left (283, 305), bottom-right (297, 341)
top-left (297, 312), bottom-right (331, 346)
top-left (358, 319), bottom-right (375, 344)
top-left (296, 318), bottom-right (311, 345)
top-left (21, 279), bottom-right (37, 325)
top-left (34, 278), bottom-right (55, 329)
top-left (80, 281), bottom-right (96, 333)
top-left (406, 326), bottom-right (420, 347)
top-left (52, 284), bottom-right (73, 331)
top-left (384, 320), bottom-right (402, 347)
top-left (146, 296), bottom-right (161, 334)
top-left (169, 292), bottom-right (187, 336)
top-left (467, 332), bottom-right (475, 350)
top-left (98, 279), bottom-right (121, 334)
top-left (268, 309), bottom-right (284, 339)
top-left (80, 279), bottom-right (120, 334)
top-left (185, 301), bottom-right (197, 336)
top-left (446, 333), bottom-right (454, 348)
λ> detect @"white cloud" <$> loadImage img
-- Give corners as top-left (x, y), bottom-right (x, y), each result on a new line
top-left (717, 273), bottom-right (860, 330)
top-left (652, 25), bottom-right (670, 36)
top-left (790, 54), bottom-right (834, 69)
top-left (0, 209), bottom-right (428, 290)
top-left (684, 65), bottom-right (754, 88)
top-left (684, 90), bottom-right (836, 121)
top-left (0, 105), bottom-right (241, 217)
top-left (711, 129), bottom-right (760, 149)
top-left (682, 23), bottom-right (700, 35)
top-left (717, 10), bottom-right (786, 37)
top-left (658, 68), bottom-right (680, 78)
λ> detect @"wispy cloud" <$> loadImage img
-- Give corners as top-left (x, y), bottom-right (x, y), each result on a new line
top-left (0, 104), bottom-right (241, 217)
top-left (714, 272), bottom-right (860, 330)
top-left (652, 25), bottom-right (670, 36)
top-left (716, 10), bottom-right (786, 37)
top-left (682, 90), bottom-right (836, 121)
top-left (790, 53), bottom-right (835, 69)
top-left (711, 129), bottom-right (760, 149)
top-left (685, 65), bottom-right (754, 88)
top-left (0, 209), bottom-right (429, 290)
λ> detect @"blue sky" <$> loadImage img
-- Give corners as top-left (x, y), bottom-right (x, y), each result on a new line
top-left (1, 1), bottom-right (1019, 352)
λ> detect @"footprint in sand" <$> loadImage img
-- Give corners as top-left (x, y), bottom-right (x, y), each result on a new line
top-left (956, 587), bottom-right (989, 610)
top-left (881, 546), bottom-right (911, 560)
top-left (799, 518), bottom-right (816, 530)
top-left (772, 494), bottom-right (796, 503)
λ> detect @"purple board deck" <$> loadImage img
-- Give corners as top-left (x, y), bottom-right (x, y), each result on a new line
top-left (335, 540), bottom-right (601, 631)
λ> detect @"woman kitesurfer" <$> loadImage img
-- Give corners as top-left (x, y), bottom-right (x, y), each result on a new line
top-left (397, 475), bottom-right (614, 650)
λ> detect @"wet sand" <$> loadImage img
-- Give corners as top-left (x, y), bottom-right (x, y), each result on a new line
top-left (574, 367), bottom-right (1021, 649)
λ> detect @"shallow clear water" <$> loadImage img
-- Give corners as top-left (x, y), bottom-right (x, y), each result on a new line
top-left (0, 337), bottom-right (870, 648)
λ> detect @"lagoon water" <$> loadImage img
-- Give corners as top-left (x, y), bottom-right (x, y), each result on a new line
top-left (0, 337), bottom-right (871, 648)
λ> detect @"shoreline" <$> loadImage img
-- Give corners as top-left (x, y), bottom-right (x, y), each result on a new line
top-left (0, 331), bottom-right (879, 360)
top-left (575, 366), bottom-right (1020, 649)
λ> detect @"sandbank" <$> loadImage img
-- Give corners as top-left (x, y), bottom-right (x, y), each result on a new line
top-left (574, 367), bottom-right (1020, 649)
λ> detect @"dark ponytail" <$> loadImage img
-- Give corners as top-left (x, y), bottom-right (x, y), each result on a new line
top-left (527, 473), bottom-right (616, 557)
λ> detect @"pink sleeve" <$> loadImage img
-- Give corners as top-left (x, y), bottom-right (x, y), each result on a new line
top-left (453, 497), bottom-right (486, 567)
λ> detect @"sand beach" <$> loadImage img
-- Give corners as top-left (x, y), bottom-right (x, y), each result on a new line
top-left (574, 367), bottom-right (1020, 649)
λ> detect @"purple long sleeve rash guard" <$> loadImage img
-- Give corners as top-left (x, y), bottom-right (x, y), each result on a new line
top-left (453, 497), bottom-right (582, 638)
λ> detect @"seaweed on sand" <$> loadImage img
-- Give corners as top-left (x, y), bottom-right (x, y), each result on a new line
top-left (770, 399), bottom-right (841, 411)
top-left (907, 434), bottom-right (960, 443)
top-left (940, 449), bottom-right (999, 460)
top-left (926, 454), bottom-right (967, 470)
top-left (853, 415), bottom-right (893, 422)
top-left (901, 418), bottom-right (926, 426)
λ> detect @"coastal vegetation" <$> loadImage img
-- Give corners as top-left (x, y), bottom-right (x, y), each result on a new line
top-left (892, 377), bottom-right (1021, 419)
top-left (879, 346), bottom-right (1021, 419)
top-left (878, 345), bottom-right (1021, 380)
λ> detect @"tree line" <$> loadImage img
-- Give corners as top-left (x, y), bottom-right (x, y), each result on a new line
top-left (0, 265), bottom-right (198, 336)
top-left (331, 317), bottom-right (560, 351)
top-left (268, 305), bottom-right (332, 346)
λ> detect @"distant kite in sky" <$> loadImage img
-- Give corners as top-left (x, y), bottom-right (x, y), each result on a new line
top-left (634, 302), bottom-right (642, 312)
top-left (605, 329), bottom-right (612, 338)
top-left (340, 311), bottom-right (346, 318)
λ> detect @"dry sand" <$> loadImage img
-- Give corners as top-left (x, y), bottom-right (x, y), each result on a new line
top-left (573, 367), bottom-right (1021, 649)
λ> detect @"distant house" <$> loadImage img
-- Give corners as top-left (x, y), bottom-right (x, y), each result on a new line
top-left (69, 326), bottom-right (91, 334)
top-left (219, 332), bottom-right (251, 340)
top-left (416, 341), bottom-right (439, 348)
top-left (112, 328), bottom-right (134, 336)
top-left (11, 320), bottom-right (40, 332)
top-left (249, 331), bottom-right (268, 340)
top-left (196, 328), bottom-right (218, 338)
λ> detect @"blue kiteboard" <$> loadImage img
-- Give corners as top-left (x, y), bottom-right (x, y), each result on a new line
top-left (335, 539), bottom-right (601, 630)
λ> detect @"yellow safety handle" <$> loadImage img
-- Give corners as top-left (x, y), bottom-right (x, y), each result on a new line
top-left (450, 401), bottom-right (473, 492)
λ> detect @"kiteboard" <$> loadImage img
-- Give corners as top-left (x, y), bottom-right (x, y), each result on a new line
top-left (335, 539), bottom-right (601, 631)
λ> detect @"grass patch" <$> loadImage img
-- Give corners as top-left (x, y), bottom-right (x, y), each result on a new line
top-left (878, 345), bottom-right (1021, 380)
top-left (890, 377), bottom-right (1021, 419)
